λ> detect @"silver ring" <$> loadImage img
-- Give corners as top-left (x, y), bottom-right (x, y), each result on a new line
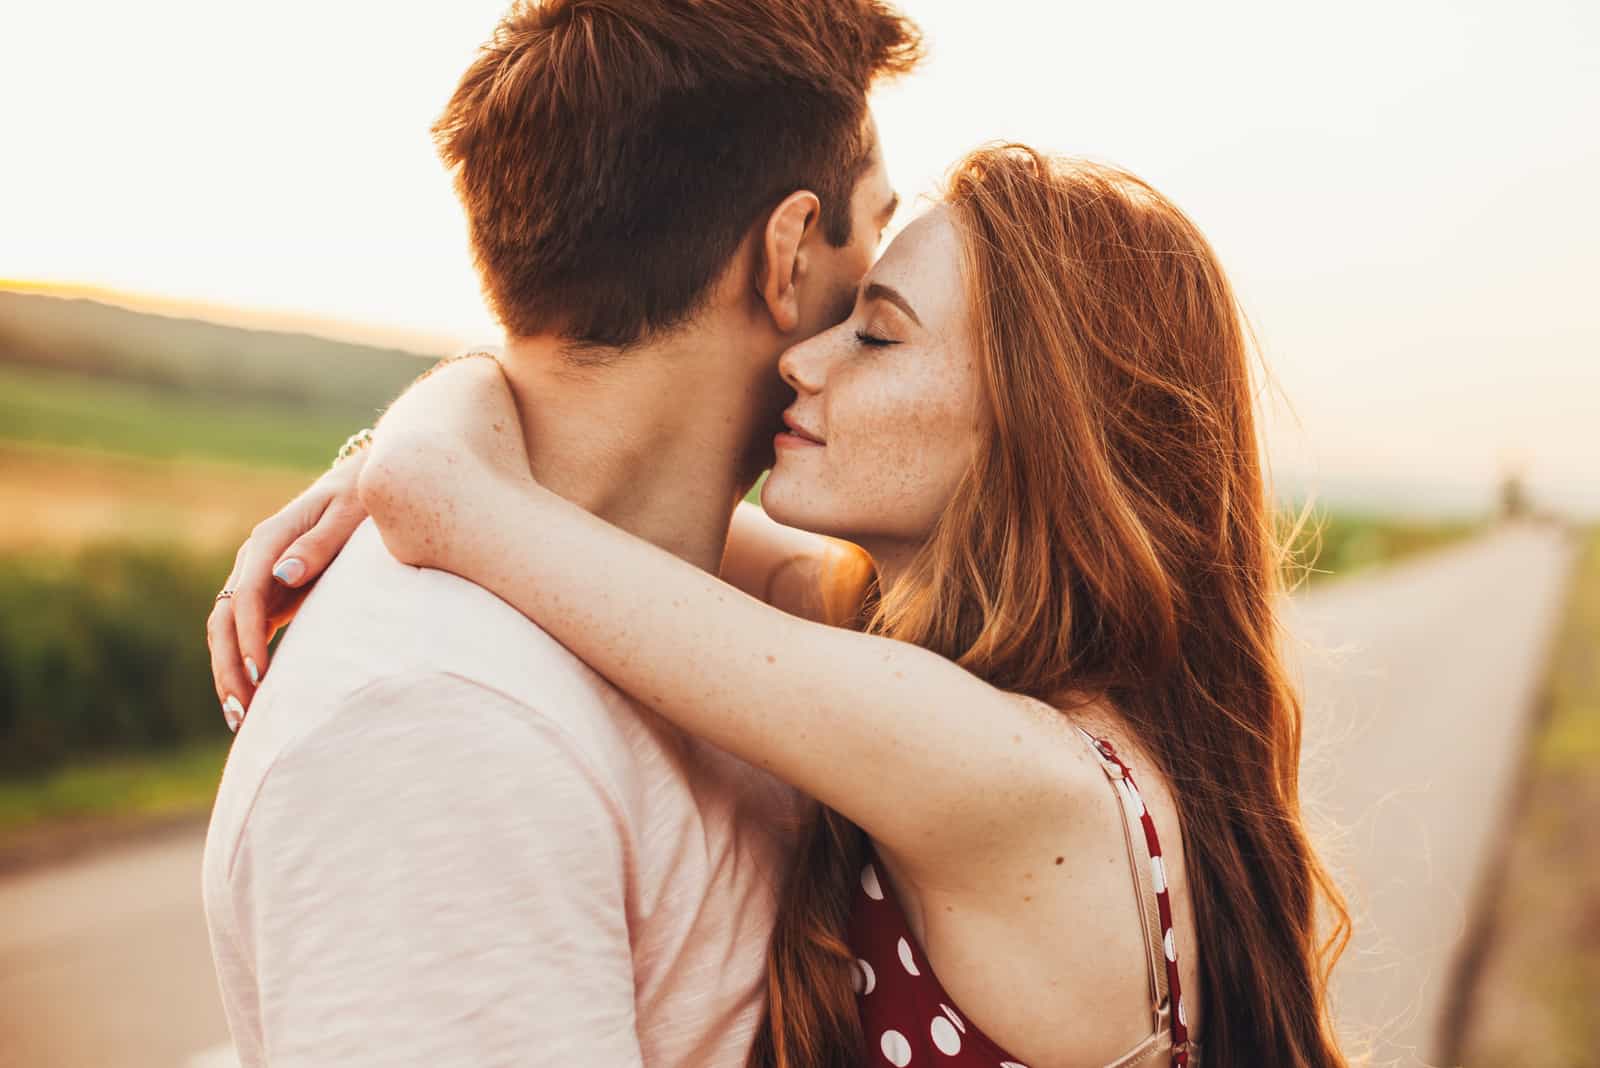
top-left (215, 588), bottom-right (237, 602)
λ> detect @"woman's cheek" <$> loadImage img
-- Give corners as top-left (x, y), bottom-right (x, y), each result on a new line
top-left (840, 376), bottom-right (966, 536)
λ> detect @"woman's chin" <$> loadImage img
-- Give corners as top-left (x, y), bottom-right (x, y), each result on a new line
top-left (757, 474), bottom-right (792, 523)
top-left (759, 473), bottom-right (825, 534)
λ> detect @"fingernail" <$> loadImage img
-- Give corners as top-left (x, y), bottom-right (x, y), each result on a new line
top-left (223, 695), bottom-right (245, 732)
top-left (272, 558), bottom-right (306, 585)
top-left (245, 657), bottom-right (261, 686)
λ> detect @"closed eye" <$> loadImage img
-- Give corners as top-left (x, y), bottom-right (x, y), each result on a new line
top-left (855, 330), bottom-right (897, 348)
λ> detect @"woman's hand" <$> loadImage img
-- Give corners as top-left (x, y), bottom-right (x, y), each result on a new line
top-left (358, 355), bottom-right (533, 570)
top-left (206, 450), bottom-right (370, 729)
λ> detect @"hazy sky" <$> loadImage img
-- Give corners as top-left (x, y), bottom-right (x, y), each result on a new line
top-left (3, 1), bottom-right (1596, 513)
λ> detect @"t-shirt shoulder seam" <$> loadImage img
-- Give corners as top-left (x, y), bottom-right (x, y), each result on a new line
top-left (220, 669), bottom-right (633, 884)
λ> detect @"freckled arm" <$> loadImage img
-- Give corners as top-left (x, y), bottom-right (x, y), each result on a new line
top-left (359, 357), bottom-right (1062, 865)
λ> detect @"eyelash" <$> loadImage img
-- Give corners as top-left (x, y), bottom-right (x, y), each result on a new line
top-left (855, 330), bottom-right (896, 348)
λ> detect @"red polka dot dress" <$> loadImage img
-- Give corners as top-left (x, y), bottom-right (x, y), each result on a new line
top-left (849, 726), bottom-right (1196, 1067)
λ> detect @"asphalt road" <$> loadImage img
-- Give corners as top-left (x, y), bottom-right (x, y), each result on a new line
top-left (0, 827), bottom-right (229, 1068)
top-left (0, 521), bottom-right (1577, 1067)
top-left (1288, 521), bottom-right (1576, 1066)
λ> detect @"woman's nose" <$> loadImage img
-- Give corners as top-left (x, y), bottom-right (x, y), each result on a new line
top-left (778, 333), bottom-right (828, 394)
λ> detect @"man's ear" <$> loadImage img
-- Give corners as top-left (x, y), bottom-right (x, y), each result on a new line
top-left (756, 190), bottom-right (821, 334)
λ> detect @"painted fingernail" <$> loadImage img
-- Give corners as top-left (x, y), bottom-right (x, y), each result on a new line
top-left (244, 657), bottom-right (261, 686)
top-left (272, 558), bottom-right (306, 585)
top-left (223, 695), bottom-right (245, 732)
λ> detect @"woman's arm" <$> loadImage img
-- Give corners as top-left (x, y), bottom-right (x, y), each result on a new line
top-left (207, 380), bottom-right (862, 728)
top-left (360, 359), bottom-right (1074, 872)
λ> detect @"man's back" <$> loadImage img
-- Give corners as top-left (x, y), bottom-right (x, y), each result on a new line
top-left (203, 521), bottom-right (798, 1067)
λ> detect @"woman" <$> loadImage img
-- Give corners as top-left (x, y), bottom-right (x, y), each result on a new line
top-left (219, 146), bottom-right (1349, 1067)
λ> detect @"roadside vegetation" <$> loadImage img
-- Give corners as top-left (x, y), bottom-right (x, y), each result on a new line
top-left (1455, 527), bottom-right (1600, 1067)
top-left (0, 739), bottom-right (232, 841)
top-left (0, 542), bottom-right (236, 777)
top-left (1290, 509), bottom-right (1482, 585)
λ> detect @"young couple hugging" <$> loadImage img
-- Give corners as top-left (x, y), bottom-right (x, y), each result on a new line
top-left (202, 2), bottom-right (1348, 1066)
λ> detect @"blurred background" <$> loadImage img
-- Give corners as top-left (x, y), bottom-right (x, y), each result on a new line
top-left (0, 1), bottom-right (1594, 1066)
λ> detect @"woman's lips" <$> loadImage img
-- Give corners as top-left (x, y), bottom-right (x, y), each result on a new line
top-left (775, 430), bottom-right (823, 450)
top-left (780, 412), bottom-right (824, 446)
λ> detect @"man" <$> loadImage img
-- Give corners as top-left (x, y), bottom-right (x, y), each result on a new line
top-left (201, 1), bottom-right (920, 1064)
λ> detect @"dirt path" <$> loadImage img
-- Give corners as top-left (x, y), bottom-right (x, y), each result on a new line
top-left (1288, 521), bottom-right (1576, 1066)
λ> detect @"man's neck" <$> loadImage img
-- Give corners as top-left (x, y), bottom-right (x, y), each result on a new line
top-left (496, 331), bottom-right (779, 575)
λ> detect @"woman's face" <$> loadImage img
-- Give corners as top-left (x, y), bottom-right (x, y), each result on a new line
top-left (761, 208), bottom-right (986, 564)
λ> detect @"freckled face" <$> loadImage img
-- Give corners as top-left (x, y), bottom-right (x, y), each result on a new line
top-left (762, 208), bottom-right (986, 552)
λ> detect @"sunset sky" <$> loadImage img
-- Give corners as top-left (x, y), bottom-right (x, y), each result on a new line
top-left (3, 1), bottom-right (1596, 513)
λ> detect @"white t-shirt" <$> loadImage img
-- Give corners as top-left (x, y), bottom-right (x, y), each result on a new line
top-left (203, 522), bottom-right (800, 1067)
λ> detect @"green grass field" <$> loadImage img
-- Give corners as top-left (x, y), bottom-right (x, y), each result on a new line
top-left (0, 362), bottom-right (369, 472)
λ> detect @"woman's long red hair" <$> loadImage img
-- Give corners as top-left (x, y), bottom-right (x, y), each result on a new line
top-left (749, 145), bottom-right (1350, 1068)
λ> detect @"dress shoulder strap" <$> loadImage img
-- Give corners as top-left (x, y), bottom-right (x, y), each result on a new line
top-left (1075, 726), bottom-right (1196, 1066)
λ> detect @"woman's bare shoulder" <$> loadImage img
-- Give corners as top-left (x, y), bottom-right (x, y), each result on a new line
top-left (720, 502), bottom-right (873, 624)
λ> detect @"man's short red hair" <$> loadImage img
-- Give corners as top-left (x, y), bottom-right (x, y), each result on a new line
top-left (434, 0), bottom-right (922, 348)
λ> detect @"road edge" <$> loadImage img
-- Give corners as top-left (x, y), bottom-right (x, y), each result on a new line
top-left (0, 808), bottom-right (211, 878)
top-left (1430, 526), bottom-right (1580, 1064)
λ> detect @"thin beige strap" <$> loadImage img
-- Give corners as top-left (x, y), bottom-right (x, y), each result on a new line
top-left (1079, 729), bottom-right (1171, 1032)
top-left (1102, 1028), bottom-right (1174, 1068)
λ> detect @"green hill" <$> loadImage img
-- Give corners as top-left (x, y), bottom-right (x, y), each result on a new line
top-left (0, 289), bottom-right (435, 414)
top-left (0, 289), bottom-right (446, 470)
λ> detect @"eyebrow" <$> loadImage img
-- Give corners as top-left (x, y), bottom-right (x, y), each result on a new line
top-left (863, 281), bottom-right (920, 326)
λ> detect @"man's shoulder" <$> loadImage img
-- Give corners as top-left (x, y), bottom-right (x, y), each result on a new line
top-left (267, 669), bottom-right (620, 793)
top-left (204, 669), bottom-right (632, 884)
top-left (206, 525), bottom-right (667, 859)
top-left (289, 521), bottom-right (600, 684)
top-left (229, 671), bottom-right (650, 815)
top-left (265, 520), bottom-right (643, 731)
